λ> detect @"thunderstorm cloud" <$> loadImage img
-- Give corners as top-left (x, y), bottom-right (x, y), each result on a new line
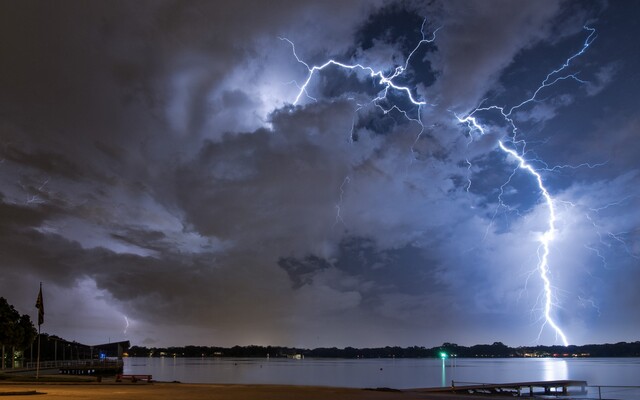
top-left (0, 0), bottom-right (638, 347)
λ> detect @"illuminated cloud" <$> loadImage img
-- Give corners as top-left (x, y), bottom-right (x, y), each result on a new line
top-left (0, 0), bottom-right (638, 347)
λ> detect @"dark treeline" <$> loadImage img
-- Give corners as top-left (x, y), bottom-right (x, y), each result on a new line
top-left (0, 297), bottom-right (37, 369)
top-left (127, 341), bottom-right (640, 358)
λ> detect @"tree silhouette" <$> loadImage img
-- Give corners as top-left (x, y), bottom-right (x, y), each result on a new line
top-left (0, 297), bottom-right (37, 369)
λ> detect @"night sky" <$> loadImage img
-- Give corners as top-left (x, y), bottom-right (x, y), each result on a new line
top-left (1, 0), bottom-right (638, 348)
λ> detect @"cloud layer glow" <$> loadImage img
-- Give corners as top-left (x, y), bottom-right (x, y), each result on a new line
top-left (0, 0), bottom-right (638, 347)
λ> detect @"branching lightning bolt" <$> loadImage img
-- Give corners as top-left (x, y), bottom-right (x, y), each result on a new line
top-left (498, 141), bottom-right (568, 346)
top-left (24, 178), bottom-right (50, 205)
top-left (457, 26), bottom-right (597, 346)
top-left (280, 20), bottom-right (438, 110)
top-left (281, 19), bottom-right (438, 231)
top-left (282, 18), bottom-right (599, 346)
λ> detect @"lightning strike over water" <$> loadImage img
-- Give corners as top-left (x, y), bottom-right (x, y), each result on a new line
top-left (498, 141), bottom-right (568, 346)
top-left (282, 20), bottom-right (600, 346)
top-left (459, 26), bottom-right (598, 345)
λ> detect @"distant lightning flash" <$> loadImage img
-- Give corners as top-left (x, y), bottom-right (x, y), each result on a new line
top-left (334, 176), bottom-right (351, 228)
top-left (282, 18), bottom-right (596, 346)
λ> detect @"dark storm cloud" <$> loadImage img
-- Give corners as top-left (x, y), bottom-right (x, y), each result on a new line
top-left (280, 236), bottom-right (443, 297)
top-left (420, 0), bottom-right (564, 111)
top-left (0, 0), bottom-right (638, 348)
top-left (1, 146), bottom-right (85, 181)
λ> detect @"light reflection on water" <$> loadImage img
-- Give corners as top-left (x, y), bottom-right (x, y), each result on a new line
top-left (125, 357), bottom-right (639, 398)
top-left (542, 358), bottom-right (568, 381)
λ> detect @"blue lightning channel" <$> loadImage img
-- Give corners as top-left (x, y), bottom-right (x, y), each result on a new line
top-left (457, 26), bottom-right (597, 346)
top-left (280, 20), bottom-right (438, 109)
top-left (459, 27), bottom-right (596, 143)
top-left (281, 20), bottom-right (439, 233)
top-left (498, 141), bottom-right (568, 346)
top-left (282, 17), bottom-right (596, 346)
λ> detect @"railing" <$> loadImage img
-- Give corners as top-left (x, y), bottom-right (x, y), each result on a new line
top-left (586, 385), bottom-right (640, 400)
top-left (449, 381), bottom-right (640, 399)
top-left (25, 359), bottom-right (123, 369)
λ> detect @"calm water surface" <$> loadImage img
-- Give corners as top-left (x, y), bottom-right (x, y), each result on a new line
top-left (124, 357), bottom-right (640, 398)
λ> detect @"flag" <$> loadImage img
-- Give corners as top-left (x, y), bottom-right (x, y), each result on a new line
top-left (35, 284), bottom-right (44, 326)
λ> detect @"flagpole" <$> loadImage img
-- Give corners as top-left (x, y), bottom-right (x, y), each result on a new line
top-left (36, 324), bottom-right (41, 379)
top-left (35, 282), bottom-right (43, 380)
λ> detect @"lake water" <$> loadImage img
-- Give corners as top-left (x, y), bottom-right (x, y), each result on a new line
top-left (124, 357), bottom-right (640, 399)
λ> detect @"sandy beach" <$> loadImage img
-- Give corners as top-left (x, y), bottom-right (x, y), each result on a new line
top-left (0, 380), bottom-right (505, 400)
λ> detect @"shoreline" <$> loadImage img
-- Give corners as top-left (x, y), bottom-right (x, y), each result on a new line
top-left (0, 377), bottom-right (603, 399)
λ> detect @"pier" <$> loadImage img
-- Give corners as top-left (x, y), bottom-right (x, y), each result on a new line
top-left (420, 379), bottom-right (588, 397)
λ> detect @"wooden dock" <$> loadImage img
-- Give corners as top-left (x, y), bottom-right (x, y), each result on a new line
top-left (419, 380), bottom-right (588, 397)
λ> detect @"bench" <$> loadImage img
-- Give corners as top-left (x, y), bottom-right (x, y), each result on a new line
top-left (116, 374), bottom-right (152, 383)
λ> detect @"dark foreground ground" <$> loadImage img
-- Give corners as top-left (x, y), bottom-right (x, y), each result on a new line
top-left (2, 372), bottom-right (595, 399)
top-left (0, 381), bottom-right (514, 400)
top-left (0, 372), bottom-right (541, 400)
